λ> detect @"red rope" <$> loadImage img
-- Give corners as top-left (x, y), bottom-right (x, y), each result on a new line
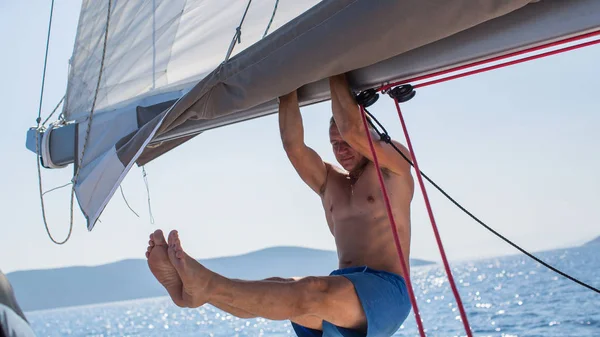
top-left (358, 105), bottom-right (427, 337)
top-left (351, 28), bottom-right (599, 337)
top-left (391, 99), bottom-right (473, 337)
top-left (378, 29), bottom-right (600, 92)
top-left (356, 28), bottom-right (600, 337)
top-left (415, 38), bottom-right (600, 89)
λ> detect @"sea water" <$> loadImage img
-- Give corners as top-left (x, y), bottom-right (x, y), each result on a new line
top-left (26, 245), bottom-right (600, 337)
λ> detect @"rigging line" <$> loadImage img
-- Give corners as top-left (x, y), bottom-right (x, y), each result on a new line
top-left (391, 98), bottom-right (473, 336)
top-left (42, 182), bottom-right (73, 197)
top-left (34, 0), bottom-right (72, 245)
top-left (120, 185), bottom-right (140, 218)
top-left (224, 0), bottom-right (253, 62)
top-left (41, 95), bottom-right (65, 127)
top-left (378, 29), bottom-right (600, 93)
top-left (365, 109), bottom-right (389, 137)
top-left (363, 108), bottom-right (600, 295)
top-left (358, 105), bottom-right (427, 337)
top-left (35, 0), bottom-right (55, 126)
top-left (142, 166), bottom-right (155, 224)
top-left (262, 0), bottom-right (279, 38)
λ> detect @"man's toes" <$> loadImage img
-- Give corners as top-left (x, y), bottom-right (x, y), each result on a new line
top-left (153, 229), bottom-right (167, 245)
top-left (146, 244), bottom-right (153, 258)
top-left (172, 235), bottom-right (182, 249)
top-left (168, 230), bottom-right (178, 244)
top-left (170, 244), bottom-right (184, 260)
top-left (167, 243), bottom-right (179, 265)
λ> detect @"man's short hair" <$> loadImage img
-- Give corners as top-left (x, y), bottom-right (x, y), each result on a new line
top-left (330, 115), bottom-right (375, 130)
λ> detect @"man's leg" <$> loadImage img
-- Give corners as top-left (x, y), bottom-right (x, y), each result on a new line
top-left (209, 278), bottom-right (293, 319)
top-left (209, 300), bottom-right (255, 319)
top-left (146, 231), bottom-right (324, 327)
top-left (147, 230), bottom-right (260, 319)
top-left (210, 277), bottom-right (324, 330)
top-left (166, 230), bottom-right (366, 332)
top-left (209, 302), bottom-right (323, 331)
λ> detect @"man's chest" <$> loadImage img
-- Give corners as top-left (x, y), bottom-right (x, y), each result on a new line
top-left (323, 169), bottom-right (390, 220)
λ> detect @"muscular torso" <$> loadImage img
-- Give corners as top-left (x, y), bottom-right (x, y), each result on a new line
top-left (321, 162), bottom-right (414, 278)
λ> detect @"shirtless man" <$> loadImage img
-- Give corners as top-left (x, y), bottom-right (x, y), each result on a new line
top-left (145, 73), bottom-right (415, 336)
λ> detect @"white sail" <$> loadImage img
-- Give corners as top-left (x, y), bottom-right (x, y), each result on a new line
top-left (64, 0), bottom-right (320, 122)
top-left (62, 0), bottom-right (322, 230)
top-left (26, 0), bottom-right (600, 232)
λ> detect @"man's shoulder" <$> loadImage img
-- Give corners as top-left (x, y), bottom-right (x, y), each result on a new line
top-left (365, 160), bottom-right (412, 185)
top-left (364, 160), bottom-right (395, 176)
top-left (318, 163), bottom-right (347, 195)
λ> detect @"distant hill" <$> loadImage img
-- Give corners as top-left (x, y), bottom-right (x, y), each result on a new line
top-left (7, 246), bottom-right (433, 312)
top-left (584, 236), bottom-right (600, 246)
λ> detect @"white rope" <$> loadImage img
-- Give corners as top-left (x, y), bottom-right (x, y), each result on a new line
top-left (142, 166), bottom-right (155, 224)
top-left (262, 0), bottom-right (279, 38)
top-left (42, 182), bottom-right (73, 197)
top-left (224, 0), bottom-right (253, 62)
top-left (34, 0), bottom-right (73, 245)
top-left (120, 185), bottom-right (140, 218)
top-left (41, 95), bottom-right (65, 126)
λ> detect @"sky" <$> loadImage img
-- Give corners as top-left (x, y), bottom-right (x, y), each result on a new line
top-left (0, 1), bottom-right (598, 274)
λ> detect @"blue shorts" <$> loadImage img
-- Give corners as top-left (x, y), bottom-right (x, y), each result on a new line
top-left (291, 266), bottom-right (411, 337)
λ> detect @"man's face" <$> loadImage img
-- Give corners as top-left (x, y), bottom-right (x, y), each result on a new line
top-left (329, 123), bottom-right (364, 172)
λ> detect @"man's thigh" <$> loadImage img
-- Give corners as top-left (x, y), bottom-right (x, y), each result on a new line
top-left (316, 275), bottom-right (367, 332)
top-left (297, 275), bottom-right (366, 333)
top-left (264, 275), bottom-right (366, 332)
top-left (291, 314), bottom-right (323, 331)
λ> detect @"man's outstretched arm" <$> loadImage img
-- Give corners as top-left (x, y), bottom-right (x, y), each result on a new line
top-left (329, 74), bottom-right (412, 176)
top-left (279, 90), bottom-right (329, 195)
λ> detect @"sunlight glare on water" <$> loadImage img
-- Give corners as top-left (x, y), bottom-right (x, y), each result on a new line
top-left (27, 245), bottom-right (599, 336)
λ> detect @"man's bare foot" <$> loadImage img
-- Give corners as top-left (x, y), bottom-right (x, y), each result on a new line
top-left (146, 229), bottom-right (186, 307)
top-left (167, 230), bottom-right (215, 308)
